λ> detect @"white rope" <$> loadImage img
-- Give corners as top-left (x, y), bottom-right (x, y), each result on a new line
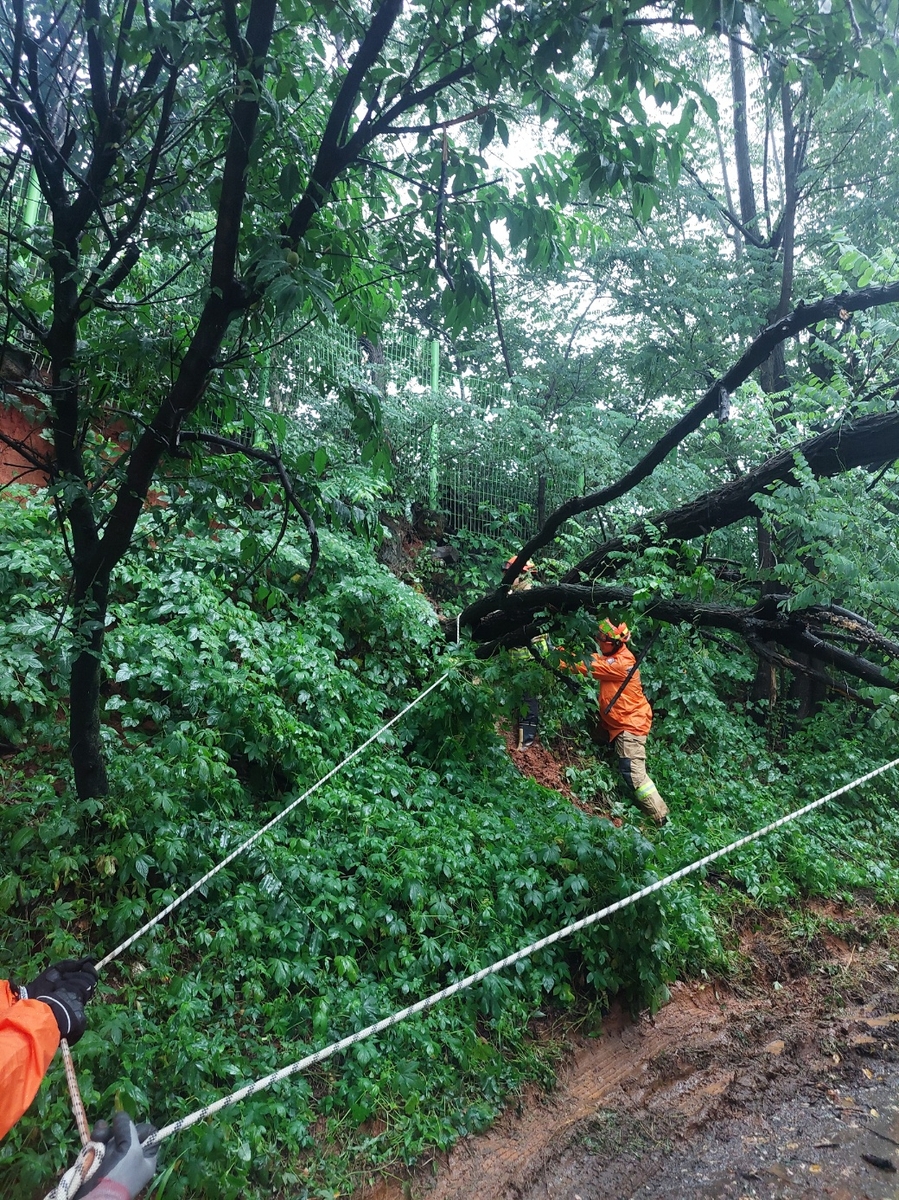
top-left (60, 1039), bottom-right (90, 1146)
top-left (97, 672), bottom-right (450, 969)
top-left (43, 1140), bottom-right (105, 1200)
top-left (144, 755), bottom-right (899, 1148)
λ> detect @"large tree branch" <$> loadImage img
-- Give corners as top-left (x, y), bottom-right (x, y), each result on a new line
top-left (108, 0), bottom-right (139, 105)
top-left (465, 582), bottom-right (897, 693)
top-left (355, 62), bottom-right (475, 148)
top-left (84, 0), bottom-right (111, 127)
top-left (571, 408), bottom-right (899, 579)
top-left (209, 0), bottom-right (277, 292)
top-left (729, 35), bottom-right (759, 239)
top-left (462, 281), bottom-right (899, 626)
top-left (285, 0), bottom-right (403, 244)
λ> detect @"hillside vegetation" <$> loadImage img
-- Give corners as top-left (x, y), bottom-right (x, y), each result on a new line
top-left (1, 486), bottom-right (897, 1198)
top-left (1, 0), bottom-right (898, 1194)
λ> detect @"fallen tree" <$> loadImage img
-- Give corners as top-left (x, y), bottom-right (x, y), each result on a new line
top-left (466, 582), bottom-right (898, 700)
top-left (457, 284), bottom-right (899, 703)
top-left (483, 281), bottom-right (899, 611)
top-left (567, 407), bottom-right (899, 580)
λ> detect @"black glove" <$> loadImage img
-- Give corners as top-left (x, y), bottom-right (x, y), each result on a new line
top-left (18, 958), bottom-right (97, 1045)
top-left (75, 1111), bottom-right (159, 1198)
top-left (21, 958), bottom-right (98, 1003)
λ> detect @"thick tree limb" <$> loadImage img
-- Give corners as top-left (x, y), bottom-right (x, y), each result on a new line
top-left (467, 582), bottom-right (897, 693)
top-left (570, 408), bottom-right (899, 579)
top-left (285, 0), bottom-right (404, 243)
top-left (474, 281), bottom-right (899, 618)
top-left (809, 606), bottom-right (899, 659)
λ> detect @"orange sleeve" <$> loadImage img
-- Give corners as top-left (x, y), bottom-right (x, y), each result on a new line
top-left (587, 648), bottom-right (634, 681)
top-left (0, 980), bottom-right (60, 1139)
top-left (556, 653), bottom-right (589, 677)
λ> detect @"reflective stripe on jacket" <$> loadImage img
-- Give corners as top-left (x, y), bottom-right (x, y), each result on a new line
top-left (0, 979), bottom-right (59, 1138)
top-left (571, 645), bottom-right (653, 740)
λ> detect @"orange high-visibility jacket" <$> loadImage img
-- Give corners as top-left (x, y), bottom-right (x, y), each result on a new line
top-left (570, 645), bottom-right (653, 740)
top-left (0, 980), bottom-right (59, 1139)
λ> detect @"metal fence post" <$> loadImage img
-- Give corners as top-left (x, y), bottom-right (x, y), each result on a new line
top-left (428, 339), bottom-right (440, 510)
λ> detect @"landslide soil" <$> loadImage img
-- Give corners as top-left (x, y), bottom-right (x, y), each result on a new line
top-left (367, 906), bottom-right (899, 1200)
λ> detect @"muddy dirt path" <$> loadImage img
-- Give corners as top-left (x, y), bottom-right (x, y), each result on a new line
top-left (368, 910), bottom-right (899, 1200)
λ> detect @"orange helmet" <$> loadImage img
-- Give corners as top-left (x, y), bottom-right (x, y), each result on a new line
top-left (598, 618), bottom-right (630, 643)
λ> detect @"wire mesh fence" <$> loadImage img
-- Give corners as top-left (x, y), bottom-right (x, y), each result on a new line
top-left (262, 325), bottom-right (580, 539)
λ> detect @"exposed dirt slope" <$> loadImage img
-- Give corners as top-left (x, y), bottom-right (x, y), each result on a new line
top-left (503, 729), bottom-right (621, 821)
top-left (366, 908), bottom-right (899, 1200)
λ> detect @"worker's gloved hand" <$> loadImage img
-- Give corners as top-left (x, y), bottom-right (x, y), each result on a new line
top-left (74, 1111), bottom-right (159, 1198)
top-left (21, 959), bottom-right (98, 1003)
top-left (18, 958), bottom-right (97, 1045)
top-left (36, 987), bottom-right (88, 1043)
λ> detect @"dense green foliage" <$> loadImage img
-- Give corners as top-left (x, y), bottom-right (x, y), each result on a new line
top-left (2, 486), bottom-right (898, 1197)
top-left (1, 0), bottom-right (897, 801)
top-left (0, 490), bottom-right (668, 1196)
top-left (1, 0), bottom-right (899, 1195)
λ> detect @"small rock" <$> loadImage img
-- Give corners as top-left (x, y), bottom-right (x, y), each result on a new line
top-left (764, 1163), bottom-right (794, 1181)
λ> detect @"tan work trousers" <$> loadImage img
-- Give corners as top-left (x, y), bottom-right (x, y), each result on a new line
top-left (612, 731), bottom-right (669, 824)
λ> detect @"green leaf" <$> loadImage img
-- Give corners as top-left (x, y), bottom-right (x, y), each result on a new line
top-left (279, 162), bottom-right (301, 202)
top-left (478, 111), bottom-right (496, 151)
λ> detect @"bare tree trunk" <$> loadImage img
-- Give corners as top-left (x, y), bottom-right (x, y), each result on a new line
top-left (728, 36), bottom-right (759, 241)
top-left (730, 50), bottom-right (799, 711)
top-left (69, 573), bottom-right (110, 797)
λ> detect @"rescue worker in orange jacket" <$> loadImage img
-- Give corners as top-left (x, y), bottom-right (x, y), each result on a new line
top-left (569, 619), bottom-right (669, 825)
top-left (1, 959), bottom-right (158, 1198)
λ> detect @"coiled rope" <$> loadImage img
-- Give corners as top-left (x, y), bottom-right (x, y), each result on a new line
top-left (96, 672), bottom-right (450, 970)
top-left (43, 1139), bottom-right (105, 1200)
top-left (141, 755), bottom-right (899, 1149)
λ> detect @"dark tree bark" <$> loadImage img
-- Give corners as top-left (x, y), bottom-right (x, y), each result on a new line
top-left (728, 37), bottom-right (759, 242)
top-left (567, 408), bottom-right (899, 579)
top-left (463, 582), bottom-right (897, 698)
top-left (470, 281), bottom-right (899, 622)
